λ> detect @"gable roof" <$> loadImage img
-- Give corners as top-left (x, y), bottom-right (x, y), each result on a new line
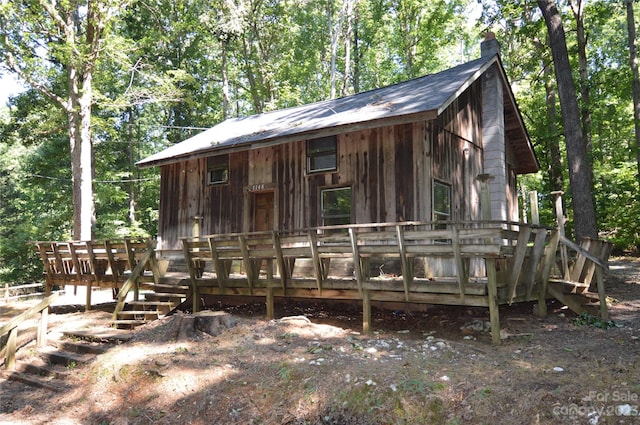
top-left (138, 54), bottom-right (538, 174)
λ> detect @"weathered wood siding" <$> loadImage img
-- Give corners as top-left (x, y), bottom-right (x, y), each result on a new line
top-left (430, 80), bottom-right (483, 222)
top-left (158, 82), bottom-right (485, 251)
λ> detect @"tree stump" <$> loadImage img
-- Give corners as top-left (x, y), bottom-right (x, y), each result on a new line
top-left (171, 311), bottom-right (236, 341)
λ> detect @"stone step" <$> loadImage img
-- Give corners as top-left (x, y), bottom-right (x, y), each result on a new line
top-left (38, 346), bottom-right (94, 367)
top-left (52, 340), bottom-right (110, 356)
top-left (0, 370), bottom-right (62, 392)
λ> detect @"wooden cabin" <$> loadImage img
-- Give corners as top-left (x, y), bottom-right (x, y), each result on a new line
top-left (138, 35), bottom-right (538, 253)
top-left (131, 35), bottom-right (613, 345)
top-left (29, 36), bottom-right (610, 345)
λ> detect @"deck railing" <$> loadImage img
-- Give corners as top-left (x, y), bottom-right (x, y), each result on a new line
top-left (32, 238), bottom-right (159, 311)
top-left (181, 220), bottom-right (562, 344)
top-left (0, 293), bottom-right (59, 370)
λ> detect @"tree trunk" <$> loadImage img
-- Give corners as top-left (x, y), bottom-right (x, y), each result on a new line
top-left (67, 62), bottom-right (95, 242)
top-left (341, 0), bottom-right (355, 97)
top-left (627, 0), bottom-right (640, 187)
top-left (221, 39), bottom-right (231, 120)
top-left (128, 108), bottom-right (137, 226)
top-left (328, 0), bottom-right (339, 99)
top-left (570, 0), bottom-right (595, 188)
top-left (544, 62), bottom-right (564, 193)
top-left (242, 35), bottom-right (263, 113)
top-left (352, 3), bottom-right (361, 94)
top-left (534, 34), bottom-right (565, 194)
top-left (538, 0), bottom-right (597, 240)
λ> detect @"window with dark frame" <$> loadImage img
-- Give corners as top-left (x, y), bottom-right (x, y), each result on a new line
top-left (307, 135), bottom-right (337, 173)
top-left (206, 154), bottom-right (229, 185)
top-left (433, 181), bottom-right (452, 227)
top-left (321, 187), bottom-right (352, 227)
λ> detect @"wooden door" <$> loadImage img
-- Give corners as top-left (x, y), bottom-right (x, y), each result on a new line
top-left (254, 191), bottom-right (275, 231)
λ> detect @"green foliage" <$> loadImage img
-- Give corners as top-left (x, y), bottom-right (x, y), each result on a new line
top-left (573, 312), bottom-right (617, 330)
top-left (594, 162), bottom-right (640, 253)
top-left (1, 0), bottom-right (639, 284)
top-left (0, 93), bottom-right (73, 284)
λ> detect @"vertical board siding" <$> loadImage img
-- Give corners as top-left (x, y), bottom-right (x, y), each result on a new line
top-left (157, 83), bottom-right (486, 250)
top-left (429, 81), bottom-right (483, 222)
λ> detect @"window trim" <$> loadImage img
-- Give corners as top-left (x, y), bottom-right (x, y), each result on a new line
top-left (306, 135), bottom-right (338, 174)
top-left (206, 154), bottom-right (229, 185)
top-left (433, 180), bottom-right (452, 223)
top-left (320, 186), bottom-right (352, 227)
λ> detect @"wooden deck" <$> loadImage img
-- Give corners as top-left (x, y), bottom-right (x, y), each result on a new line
top-left (32, 239), bottom-right (160, 309)
top-left (180, 221), bottom-right (557, 344)
top-left (31, 222), bottom-right (611, 345)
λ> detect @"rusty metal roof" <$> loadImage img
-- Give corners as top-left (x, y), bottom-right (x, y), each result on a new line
top-left (138, 54), bottom-right (538, 174)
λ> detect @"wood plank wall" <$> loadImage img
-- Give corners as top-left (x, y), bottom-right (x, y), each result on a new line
top-left (158, 81), bottom-right (485, 251)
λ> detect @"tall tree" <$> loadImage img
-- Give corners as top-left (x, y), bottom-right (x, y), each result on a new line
top-left (569, 0), bottom-right (595, 189)
top-left (0, 0), bottom-right (125, 241)
top-left (537, 0), bottom-right (598, 240)
top-left (627, 0), bottom-right (640, 186)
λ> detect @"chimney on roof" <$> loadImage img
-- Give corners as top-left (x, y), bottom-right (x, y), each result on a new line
top-left (481, 32), bottom-right (500, 57)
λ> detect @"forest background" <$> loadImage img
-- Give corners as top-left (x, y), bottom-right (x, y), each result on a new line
top-left (0, 0), bottom-right (638, 285)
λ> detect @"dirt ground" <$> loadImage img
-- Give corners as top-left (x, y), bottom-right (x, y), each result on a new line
top-left (0, 257), bottom-right (639, 425)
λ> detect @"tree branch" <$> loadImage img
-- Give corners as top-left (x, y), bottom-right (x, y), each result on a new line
top-left (2, 47), bottom-right (70, 111)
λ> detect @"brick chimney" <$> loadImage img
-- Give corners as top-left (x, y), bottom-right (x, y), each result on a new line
top-left (481, 31), bottom-right (501, 57)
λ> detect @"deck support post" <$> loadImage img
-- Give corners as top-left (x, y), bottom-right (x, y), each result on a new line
top-left (478, 174), bottom-right (501, 345)
top-left (362, 290), bottom-right (371, 335)
top-left (193, 283), bottom-right (200, 313)
top-left (486, 257), bottom-right (501, 345)
top-left (595, 267), bottom-right (608, 320)
top-left (266, 286), bottom-right (275, 320)
top-left (85, 281), bottom-right (92, 312)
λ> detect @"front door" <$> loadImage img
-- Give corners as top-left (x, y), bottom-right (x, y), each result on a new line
top-left (254, 191), bottom-right (275, 232)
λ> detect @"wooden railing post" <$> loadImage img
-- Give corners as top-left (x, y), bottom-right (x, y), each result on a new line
top-left (1, 294), bottom-right (59, 370)
top-left (551, 191), bottom-right (569, 279)
top-left (395, 225), bottom-right (411, 302)
top-left (348, 227), bottom-right (363, 298)
top-left (478, 174), bottom-right (501, 345)
top-left (112, 242), bottom-right (156, 320)
top-left (181, 237), bottom-right (200, 314)
top-left (308, 231), bottom-right (323, 293)
top-left (37, 306), bottom-right (49, 348)
top-left (529, 191), bottom-right (540, 225)
top-left (6, 328), bottom-right (17, 370)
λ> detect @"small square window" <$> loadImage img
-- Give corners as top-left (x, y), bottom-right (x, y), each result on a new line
top-left (307, 136), bottom-right (337, 173)
top-left (207, 155), bottom-right (229, 185)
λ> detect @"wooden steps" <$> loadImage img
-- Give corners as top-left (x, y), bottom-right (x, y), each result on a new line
top-left (113, 282), bottom-right (189, 329)
top-left (547, 279), bottom-right (602, 317)
top-left (2, 329), bottom-right (128, 391)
